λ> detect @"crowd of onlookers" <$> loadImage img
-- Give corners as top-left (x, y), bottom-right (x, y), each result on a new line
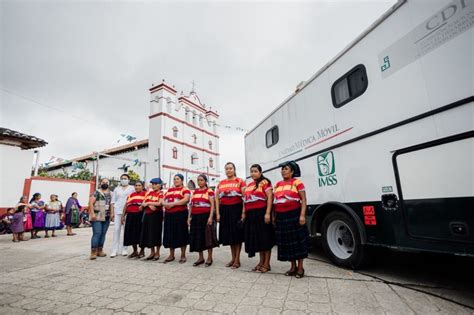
top-left (0, 192), bottom-right (91, 242)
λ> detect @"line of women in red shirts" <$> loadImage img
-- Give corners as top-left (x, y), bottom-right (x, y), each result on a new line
top-left (120, 160), bottom-right (309, 279)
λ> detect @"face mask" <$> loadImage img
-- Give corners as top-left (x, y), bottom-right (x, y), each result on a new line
top-left (100, 184), bottom-right (109, 190)
top-left (120, 179), bottom-right (129, 186)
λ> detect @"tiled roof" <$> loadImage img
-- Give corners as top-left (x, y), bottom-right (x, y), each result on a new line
top-left (45, 139), bottom-right (149, 170)
top-left (0, 127), bottom-right (47, 149)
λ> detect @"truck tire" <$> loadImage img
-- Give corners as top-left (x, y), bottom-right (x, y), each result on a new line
top-left (321, 210), bottom-right (368, 269)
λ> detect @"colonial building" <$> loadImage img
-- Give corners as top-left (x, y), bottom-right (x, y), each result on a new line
top-left (46, 81), bottom-right (221, 187)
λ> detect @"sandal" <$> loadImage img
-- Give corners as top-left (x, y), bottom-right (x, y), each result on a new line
top-left (193, 260), bottom-right (205, 267)
top-left (163, 257), bottom-right (175, 263)
top-left (285, 269), bottom-right (297, 276)
top-left (137, 253), bottom-right (145, 259)
top-left (52, 235), bottom-right (57, 237)
top-left (179, 257), bottom-right (187, 264)
top-left (231, 263), bottom-right (240, 269)
top-left (128, 252), bottom-right (138, 259)
top-left (295, 269), bottom-right (305, 279)
top-left (205, 260), bottom-right (213, 267)
top-left (145, 255), bottom-right (155, 261)
top-left (153, 255), bottom-right (160, 261)
top-left (225, 261), bottom-right (234, 268)
top-left (258, 266), bottom-right (270, 273)
top-left (252, 264), bottom-right (262, 272)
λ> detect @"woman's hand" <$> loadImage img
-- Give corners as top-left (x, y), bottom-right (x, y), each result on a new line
top-left (121, 216), bottom-right (126, 225)
top-left (241, 212), bottom-right (246, 221)
top-left (207, 217), bottom-right (213, 226)
top-left (90, 213), bottom-right (96, 221)
top-left (264, 213), bottom-right (271, 224)
top-left (187, 217), bottom-right (191, 226)
top-left (216, 213), bottom-right (220, 222)
top-left (299, 215), bottom-right (306, 226)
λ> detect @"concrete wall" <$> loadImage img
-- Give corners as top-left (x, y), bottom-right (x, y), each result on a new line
top-left (0, 144), bottom-right (34, 208)
top-left (25, 177), bottom-right (93, 207)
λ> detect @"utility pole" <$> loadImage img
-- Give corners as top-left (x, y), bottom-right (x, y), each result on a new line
top-left (33, 150), bottom-right (40, 176)
top-left (95, 152), bottom-right (100, 189)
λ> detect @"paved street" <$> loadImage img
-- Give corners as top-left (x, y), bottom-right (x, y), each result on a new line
top-left (0, 225), bottom-right (473, 314)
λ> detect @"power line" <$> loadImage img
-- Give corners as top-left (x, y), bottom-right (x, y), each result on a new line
top-left (1, 87), bottom-right (98, 126)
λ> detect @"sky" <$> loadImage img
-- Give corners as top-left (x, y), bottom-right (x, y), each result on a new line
top-left (1, 0), bottom-right (395, 177)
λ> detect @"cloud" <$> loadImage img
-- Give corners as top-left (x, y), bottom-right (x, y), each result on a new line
top-left (1, 0), bottom-right (395, 177)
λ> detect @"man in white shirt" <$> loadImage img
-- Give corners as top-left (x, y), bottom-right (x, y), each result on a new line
top-left (110, 174), bottom-right (135, 257)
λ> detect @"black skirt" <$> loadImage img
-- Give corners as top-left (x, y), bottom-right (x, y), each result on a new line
top-left (275, 208), bottom-right (309, 261)
top-left (190, 213), bottom-right (217, 252)
top-left (163, 210), bottom-right (189, 249)
top-left (140, 211), bottom-right (163, 248)
top-left (244, 207), bottom-right (275, 257)
top-left (124, 212), bottom-right (142, 246)
top-left (219, 202), bottom-right (244, 246)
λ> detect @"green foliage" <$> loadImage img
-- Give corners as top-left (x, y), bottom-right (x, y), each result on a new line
top-left (70, 169), bottom-right (94, 181)
top-left (127, 169), bottom-right (140, 182)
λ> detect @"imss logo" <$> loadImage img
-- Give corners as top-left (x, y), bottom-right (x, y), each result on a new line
top-left (317, 151), bottom-right (338, 187)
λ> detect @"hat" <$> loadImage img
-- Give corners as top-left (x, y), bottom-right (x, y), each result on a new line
top-left (150, 177), bottom-right (163, 184)
top-left (278, 160), bottom-right (301, 177)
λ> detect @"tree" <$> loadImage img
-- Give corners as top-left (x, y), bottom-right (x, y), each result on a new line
top-left (127, 169), bottom-right (140, 182)
top-left (70, 169), bottom-right (94, 181)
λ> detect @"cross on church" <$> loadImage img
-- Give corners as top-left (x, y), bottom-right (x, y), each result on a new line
top-left (191, 80), bottom-right (196, 93)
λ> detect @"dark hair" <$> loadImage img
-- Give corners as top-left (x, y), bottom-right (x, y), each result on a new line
top-left (134, 181), bottom-right (144, 187)
top-left (120, 173), bottom-right (130, 179)
top-left (225, 162), bottom-right (237, 176)
top-left (279, 160), bottom-right (301, 177)
top-left (29, 193), bottom-right (41, 203)
top-left (19, 196), bottom-right (27, 203)
top-left (175, 173), bottom-right (184, 181)
top-left (197, 174), bottom-right (208, 188)
top-left (16, 205), bottom-right (26, 213)
top-left (250, 164), bottom-right (271, 190)
top-left (7, 208), bottom-right (14, 212)
top-left (71, 192), bottom-right (77, 197)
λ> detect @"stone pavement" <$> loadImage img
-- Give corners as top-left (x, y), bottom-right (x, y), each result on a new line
top-left (0, 225), bottom-right (472, 314)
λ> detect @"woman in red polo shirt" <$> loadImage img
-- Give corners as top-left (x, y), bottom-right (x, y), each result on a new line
top-left (243, 164), bottom-right (275, 273)
top-left (122, 181), bottom-right (146, 259)
top-left (162, 174), bottom-right (191, 263)
top-left (188, 174), bottom-right (217, 267)
top-left (274, 160), bottom-right (309, 279)
top-left (139, 178), bottom-right (164, 261)
top-left (216, 162), bottom-right (246, 269)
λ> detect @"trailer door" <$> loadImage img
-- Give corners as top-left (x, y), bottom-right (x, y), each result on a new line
top-left (394, 133), bottom-right (473, 244)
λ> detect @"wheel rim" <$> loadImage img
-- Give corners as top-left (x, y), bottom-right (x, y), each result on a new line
top-left (326, 219), bottom-right (355, 260)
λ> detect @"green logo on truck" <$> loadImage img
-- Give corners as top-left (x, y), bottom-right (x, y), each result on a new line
top-left (317, 151), bottom-right (337, 187)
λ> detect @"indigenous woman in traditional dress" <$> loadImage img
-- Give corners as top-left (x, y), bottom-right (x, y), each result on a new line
top-left (121, 181), bottom-right (147, 259)
top-left (17, 196), bottom-right (33, 238)
top-left (64, 192), bottom-right (81, 236)
top-left (274, 161), bottom-right (309, 279)
top-left (243, 164), bottom-right (274, 273)
top-left (140, 178), bottom-right (164, 260)
top-left (162, 174), bottom-right (190, 263)
top-left (188, 174), bottom-right (217, 267)
top-left (29, 193), bottom-right (45, 239)
top-left (215, 162), bottom-right (246, 269)
top-left (11, 206), bottom-right (25, 242)
top-left (45, 194), bottom-right (62, 237)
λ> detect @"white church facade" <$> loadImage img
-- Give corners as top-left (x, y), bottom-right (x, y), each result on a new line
top-left (45, 81), bottom-right (221, 188)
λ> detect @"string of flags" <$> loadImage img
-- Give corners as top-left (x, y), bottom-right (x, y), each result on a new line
top-left (216, 124), bottom-right (248, 132)
top-left (117, 133), bottom-right (137, 143)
